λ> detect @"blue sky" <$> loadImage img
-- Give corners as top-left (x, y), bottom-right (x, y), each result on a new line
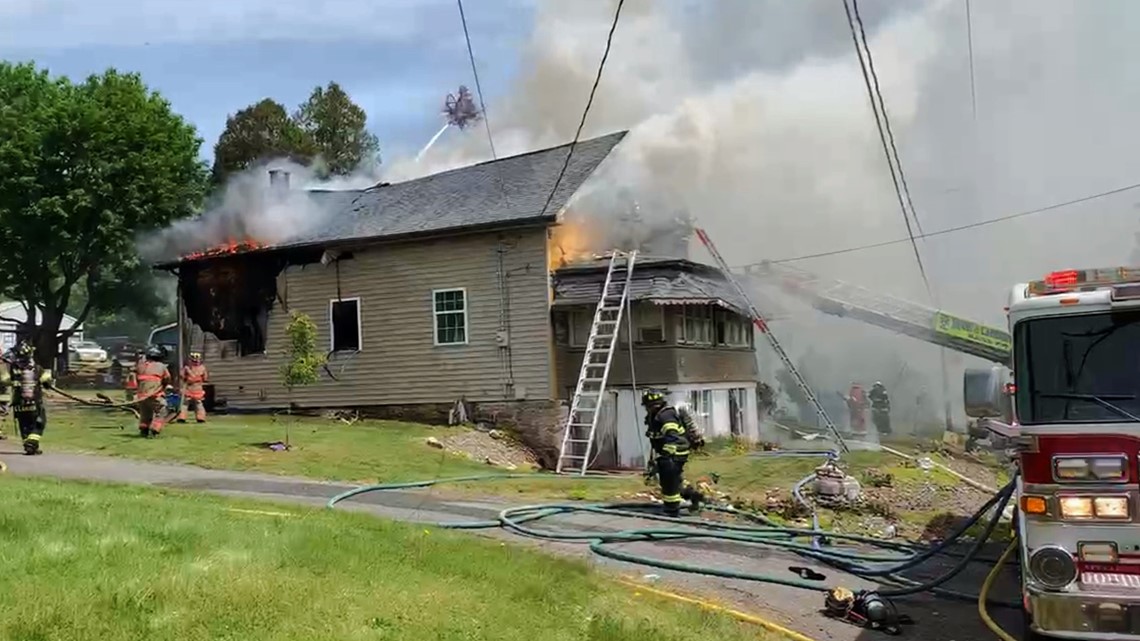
top-left (0, 0), bottom-right (536, 162)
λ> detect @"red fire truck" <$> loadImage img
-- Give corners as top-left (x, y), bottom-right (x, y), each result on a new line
top-left (966, 267), bottom-right (1140, 639)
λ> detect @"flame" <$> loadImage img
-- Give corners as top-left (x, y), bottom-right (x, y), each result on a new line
top-left (548, 217), bottom-right (600, 270)
top-left (181, 238), bottom-right (267, 262)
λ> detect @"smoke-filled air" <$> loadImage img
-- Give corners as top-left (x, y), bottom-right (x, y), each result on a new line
top-left (143, 0), bottom-right (1140, 431)
top-left (378, 0), bottom-right (1140, 431)
top-left (137, 159), bottom-right (383, 263)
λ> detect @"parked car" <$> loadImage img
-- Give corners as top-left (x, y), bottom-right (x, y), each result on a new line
top-left (70, 340), bottom-right (108, 363)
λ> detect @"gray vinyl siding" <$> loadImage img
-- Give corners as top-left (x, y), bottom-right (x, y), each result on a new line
top-left (200, 227), bottom-right (553, 409)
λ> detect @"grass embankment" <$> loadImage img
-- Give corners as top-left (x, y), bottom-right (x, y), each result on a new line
top-left (0, 477), bottom-right (772, 641)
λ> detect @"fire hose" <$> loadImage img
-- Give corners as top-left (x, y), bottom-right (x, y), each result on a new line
top-left (327, 473), bottom-right (1020, 612)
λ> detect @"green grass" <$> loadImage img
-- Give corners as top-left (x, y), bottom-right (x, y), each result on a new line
top-left (0, 477), bottom-right (774, 641)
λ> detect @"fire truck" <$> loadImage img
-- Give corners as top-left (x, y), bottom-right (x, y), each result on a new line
top-left (965, 267), bottom-right (1140, 639)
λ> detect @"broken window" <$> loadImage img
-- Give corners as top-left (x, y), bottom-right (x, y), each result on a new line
top-left (568, 309), bottom-right (591, 347)
top-left (330, 298), bottom-right (361, 352)
top-left (715, 309), bottom-right (751, 347)
top-left (433, 289), bottom-right (468, 345)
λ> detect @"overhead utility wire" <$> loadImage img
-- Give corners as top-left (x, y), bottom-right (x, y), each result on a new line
top-left (539, 0), bottom-right (625, 217)
top-left (965, 0), bottom-right (977, 121)
top-left (737, 181), bottom-right (1140, 266)
top-left (843, 0), bottom-right (931, 291)
top-left (456, 0), bottom-right (497, 159)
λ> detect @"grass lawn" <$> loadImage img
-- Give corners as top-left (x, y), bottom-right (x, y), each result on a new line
top-left (0, 477), bottom-right (774, 641)
top-left (41, 403), bottom-right (995, 518)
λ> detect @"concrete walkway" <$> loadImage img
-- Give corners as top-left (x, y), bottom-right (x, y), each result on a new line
top-left (0, 446), bottom-right (1023, 641)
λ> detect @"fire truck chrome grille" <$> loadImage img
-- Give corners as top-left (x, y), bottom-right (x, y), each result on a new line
top-left (1082, 572), bottom-right (1140, 590)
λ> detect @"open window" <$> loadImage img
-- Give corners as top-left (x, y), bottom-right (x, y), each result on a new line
top-left (330, 298), bottom-right (362, 352)
top-left (433, 288), bottom-right (468, 346)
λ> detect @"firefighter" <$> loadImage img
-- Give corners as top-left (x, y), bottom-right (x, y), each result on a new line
top-left (177, 351), bottom-right (209, 423)
top-left (135, 345), bottom-right (171, 438)
top-left (840, 384), bottom-right (868, 435)
top-left (642, 389), bottom-right (704, 517)
top-left (0, 340), bottom-right (53, 455)
top-left (870, 381), bottom-right (892, 436)
top-left (124, 348), bottom-right (143, 402)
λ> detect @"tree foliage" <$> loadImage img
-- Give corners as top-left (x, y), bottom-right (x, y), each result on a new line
top-left (210, 99), bottom-right (316, 184)
top-left (0, 62), bottom-right (208, 366)
top-left (294, 82), bottom-right (380, 176)
top-left (280, 311), bottom-right (325, 389)
top-left (211, 82), bottom-right (379, 184)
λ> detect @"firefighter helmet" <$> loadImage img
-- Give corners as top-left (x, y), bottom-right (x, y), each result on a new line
top-left (189, 351), bottom-right (202, 364)
top-left (145, 345), bottom-right (164, 360)
top-left (13, 340), bottom-right (34, 365)
top-left (641, 389), bottom-right (668, 407)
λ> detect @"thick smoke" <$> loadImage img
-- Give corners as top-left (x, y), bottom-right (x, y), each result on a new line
top-left (138, 160), bottom-right (382, 262)
top-left (388, 0), bottom-right (1140, 429)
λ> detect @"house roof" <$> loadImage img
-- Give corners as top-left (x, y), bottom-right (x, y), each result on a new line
top-left (551, 257), bottom-right (788, 319)
top-left (165, 131), bottom-right (628, 267)
top-left (0, 302), bottom-right (83, 331)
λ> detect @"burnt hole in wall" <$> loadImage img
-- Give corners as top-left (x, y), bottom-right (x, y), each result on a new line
top-left (177, 249), bottom-right (322, 355)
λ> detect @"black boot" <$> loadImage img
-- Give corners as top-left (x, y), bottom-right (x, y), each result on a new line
top-left (663, 503), bottom-right (682, 518)
top-left (23, 439), bottom-right (40, 455)
top-left (687, 490), bottom-right (704, 514)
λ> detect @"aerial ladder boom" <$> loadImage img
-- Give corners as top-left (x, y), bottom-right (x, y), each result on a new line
top-left (739, 262), bottom-right (1012, 366)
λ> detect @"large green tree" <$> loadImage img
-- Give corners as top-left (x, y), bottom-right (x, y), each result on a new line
top-left (0, 62), bottom-right (208, 366)
top-left (294, 82), bottom-right (380, 176)
top-left (210, 98), bottom-right (315, 184)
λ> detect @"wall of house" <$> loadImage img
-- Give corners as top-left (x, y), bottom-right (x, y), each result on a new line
top-left (199, 227), bottom-right (554, 410)
top-left (552, 303), bottom-right (758, 395)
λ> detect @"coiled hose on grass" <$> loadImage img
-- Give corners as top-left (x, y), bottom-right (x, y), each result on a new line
top-left (327, 472), bottom-right (1020, 606)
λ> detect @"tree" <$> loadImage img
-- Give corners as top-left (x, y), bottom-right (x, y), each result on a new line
top-left (0, 62), bottom-right (208, 367)
top-left (278, 311), bottom-right (325, 448)
top-left (294, 82), bottom-right (380, 176)
top-left (210, 99), bottom-right (316, 184)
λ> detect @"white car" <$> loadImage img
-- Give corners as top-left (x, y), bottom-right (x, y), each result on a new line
top-left (71, 340), bottom-right (108, 363)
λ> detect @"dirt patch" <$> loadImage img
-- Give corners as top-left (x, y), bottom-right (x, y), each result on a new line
top-left (439, 429), bottom-right (540, 469)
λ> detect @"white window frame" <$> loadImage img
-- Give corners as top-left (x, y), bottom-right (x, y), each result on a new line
top-left (328, 297), bottom-right (363, 353)
top-left (432, 288), bottom-right (469, 346)
top-left (634, 304), bottom-right (666, 344)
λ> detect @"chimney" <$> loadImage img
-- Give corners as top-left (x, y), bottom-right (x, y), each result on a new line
top-left (268, 169), bottom-right (290, 192)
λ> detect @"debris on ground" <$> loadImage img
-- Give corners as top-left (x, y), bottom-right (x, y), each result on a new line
top-left (324, 409), bottom-right (360, 425)
top-left (440, 429), bottom-right (539, 469)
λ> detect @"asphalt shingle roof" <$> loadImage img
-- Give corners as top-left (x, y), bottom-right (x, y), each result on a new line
top-left (196, 131), bottom-right (627, 261)
top-left (552, 258), bottom-right (787, 318)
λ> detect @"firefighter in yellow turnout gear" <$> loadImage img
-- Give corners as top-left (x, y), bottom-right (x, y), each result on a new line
top-left (642, 390), bottom-right (705, 517)
top-left (0, 341), bottom-right (53, 455)
top-left (135, 345), bottom-right (171, 438)
top-left (177, 351), bottom-right (208, 423)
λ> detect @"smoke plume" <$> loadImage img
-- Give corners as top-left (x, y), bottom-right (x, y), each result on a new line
top-left (388, 0), bottom-right (1140, 428)
top-left (138, 159), bottom-right (382, 262)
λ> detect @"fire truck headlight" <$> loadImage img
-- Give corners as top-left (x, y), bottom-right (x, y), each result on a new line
top-left (1079, 542), bottom-right (1119, 564)
top-left (1053, 456), bottom-right (1127, 482)
top-left (1059, 496), bottom-right (1095, 519)
top-left (1029, 546), bottom-right (1078, 590)
top-left (1094, 496), bottom-right (1131, 519)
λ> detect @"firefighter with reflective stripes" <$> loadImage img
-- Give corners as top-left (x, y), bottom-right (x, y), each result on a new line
top-left (0, 340), bottom-right (53, 455)
top-left (642, 389), bottom-right (705, 517)
top-left (136, 345), bottom-right (171, 438)
top-left (177, 351), bottom-right (208, 423)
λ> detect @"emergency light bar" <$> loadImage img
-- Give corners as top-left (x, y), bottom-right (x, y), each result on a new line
top-left (1027, 266), bottom-right (1140, 296)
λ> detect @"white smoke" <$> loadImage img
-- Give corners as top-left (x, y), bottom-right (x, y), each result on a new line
top-left (138, 159), bottom-right (383, 262)
top-left (388, 0), bottom-right (1140, 429)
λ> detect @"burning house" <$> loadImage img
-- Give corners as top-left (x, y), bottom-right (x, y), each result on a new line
top-left (156, 131), bottom-right (765, 468)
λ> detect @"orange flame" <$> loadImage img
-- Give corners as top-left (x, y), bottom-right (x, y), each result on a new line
top-left (181, 238), bottom-right (266, 262)
top-left (548, 217), bottom-right (601, 270)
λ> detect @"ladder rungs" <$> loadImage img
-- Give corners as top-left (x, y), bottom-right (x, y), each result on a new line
top-left (566, 438), bottom-right (593, 444)
top-left (560, 454), bottom-right (587, 460)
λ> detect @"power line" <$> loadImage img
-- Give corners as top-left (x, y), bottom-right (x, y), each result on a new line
top-left (539, 0), bottom-right (625, 217)
top-left (736, 181), bottom-right (1140, 267)
top-left (964, 0), bottom-right (977, 121)
top-left (456, 0), bottom-right (497, 159)
top-left (843, 0), bottom-right (930, 291)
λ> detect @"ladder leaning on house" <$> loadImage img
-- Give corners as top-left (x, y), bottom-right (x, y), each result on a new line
top-left (556, 250), bottom-right (638, 475)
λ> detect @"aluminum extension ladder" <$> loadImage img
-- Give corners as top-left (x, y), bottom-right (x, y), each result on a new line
top-left (556, 250), bottom-right (638, 475)
top-left (694, 229), bottom-right (849, 452)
